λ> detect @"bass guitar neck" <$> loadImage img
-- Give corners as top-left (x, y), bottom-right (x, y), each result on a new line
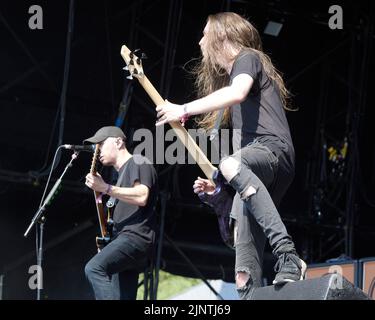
top-left (89, 144), bottom-right (111, 247)
top-left (120, 45), bottom-right (217, 184)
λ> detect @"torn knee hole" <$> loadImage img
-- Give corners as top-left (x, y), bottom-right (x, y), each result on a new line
top-left (236, 270), bottom-right (251, 277)
top-left (241, 185), bottom-right (257, 199)
top-left (236, 270), bottom-right (251, 288)
top-left (219, 157), bottom-right (240, 181)
top-left (236, 268), bottom-right (251, 279)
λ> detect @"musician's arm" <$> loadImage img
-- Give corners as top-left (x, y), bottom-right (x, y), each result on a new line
top-left (185, 73), bottom-right (254, 115)
top-left (108, 181), bottom-right (149, 207)
top-left (155, 74), bottom-right (254, 126)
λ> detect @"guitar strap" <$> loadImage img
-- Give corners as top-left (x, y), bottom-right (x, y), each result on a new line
top-left (106, 160), bottom-right (130, 208)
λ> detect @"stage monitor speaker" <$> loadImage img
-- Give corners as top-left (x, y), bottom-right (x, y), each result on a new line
top-left (250, 274), bottom-right (370, 300)
top-left (305, 260), bottom-right (358, 287)
top-left (359, 257), bottom-right (375, 299)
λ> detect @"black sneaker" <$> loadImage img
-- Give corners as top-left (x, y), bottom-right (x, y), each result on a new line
top-left (272, 252), bottom-right (307, 285)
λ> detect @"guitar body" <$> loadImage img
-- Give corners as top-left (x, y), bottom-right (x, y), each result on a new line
top-left (90, 145), bottom-right (113, 249)
top-left (120, 45), bottom-right (235, 247)
top-left (95, 234), bottom-right (111, 249)
top-left (198, 170), bottom-right (235, 248)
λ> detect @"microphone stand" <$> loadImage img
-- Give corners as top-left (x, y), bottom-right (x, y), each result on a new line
top-left (24, 151), bottom-right (80, 300)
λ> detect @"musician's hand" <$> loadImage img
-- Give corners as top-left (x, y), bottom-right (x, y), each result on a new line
top-left (85, 173), bottom-right (107, 193)
top-left (193, 176), bottom-right (215, 194)
top-left (155, 100), bottom-right (184, 126)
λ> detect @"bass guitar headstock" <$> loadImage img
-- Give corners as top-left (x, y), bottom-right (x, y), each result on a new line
top-left (120, 45), bottom-right (146, 80)
top-left (90, 144), bottom-right (101, 175)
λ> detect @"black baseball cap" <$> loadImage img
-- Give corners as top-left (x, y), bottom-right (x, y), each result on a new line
top-left (84, 126), bottom-right (126, 144)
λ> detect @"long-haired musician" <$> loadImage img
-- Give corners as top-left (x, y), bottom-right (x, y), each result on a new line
top-left (155, 12), bottom-right (306, 299)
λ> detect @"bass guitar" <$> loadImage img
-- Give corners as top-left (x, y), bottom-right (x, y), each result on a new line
top-left (90, 144), bottom-right (113, 249)
top-left (120, 45), bottom-right (234, 247)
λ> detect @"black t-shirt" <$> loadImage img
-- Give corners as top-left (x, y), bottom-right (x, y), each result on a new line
top-left (230, 50), bottom-right (295, 170)
top-left (112, 154), bottom-right (158, 251)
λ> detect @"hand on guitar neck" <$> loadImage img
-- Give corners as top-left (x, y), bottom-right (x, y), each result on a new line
top-left (155, 101), bottom-right (185, 126)
top-left (85, 172), bottom-right (109, 194)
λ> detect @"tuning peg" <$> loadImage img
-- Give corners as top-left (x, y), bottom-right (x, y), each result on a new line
top-left (126, 75), bottom-right (133, 80)
top-left (141, 52), bottom-right (147, 59)
top-left (122, 66), bottom-right (129, 71)
top-left (130, 49), bottom-right (139, 58)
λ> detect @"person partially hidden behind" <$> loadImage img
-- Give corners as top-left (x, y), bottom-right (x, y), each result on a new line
top-left (155, 12), bottom-right (306, 299)
top-left (84, 126), bottom-right (157, 300)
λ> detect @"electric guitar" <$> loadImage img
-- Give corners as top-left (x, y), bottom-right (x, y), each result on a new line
top-left (120, 45), bottom-right (234, 247)
top-left (90, 144), bottom-right (113, 249)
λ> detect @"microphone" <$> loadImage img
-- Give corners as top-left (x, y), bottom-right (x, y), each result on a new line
top-left (62, 144), bottom-right (95, 152)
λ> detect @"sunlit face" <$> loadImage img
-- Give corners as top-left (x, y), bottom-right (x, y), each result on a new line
top-left (98, 137), bottom-right (120, 166)
top-left (198, 20), bottom-right (229, 68)
top-left (199, 21), bottom-right (210, 58)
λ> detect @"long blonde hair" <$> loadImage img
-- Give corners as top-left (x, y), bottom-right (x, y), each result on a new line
top-left (194, 12), bottom-right (292, 130)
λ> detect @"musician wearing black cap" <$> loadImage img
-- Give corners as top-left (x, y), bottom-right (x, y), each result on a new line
top-left (83, 126), bottom-right (158, 300)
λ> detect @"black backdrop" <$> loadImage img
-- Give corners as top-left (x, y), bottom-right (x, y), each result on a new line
top-left (0, 0), bottom-right (374, 299)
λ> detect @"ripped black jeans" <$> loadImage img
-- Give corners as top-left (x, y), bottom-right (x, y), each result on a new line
top-left (219, 140), bottom-right (295, 299)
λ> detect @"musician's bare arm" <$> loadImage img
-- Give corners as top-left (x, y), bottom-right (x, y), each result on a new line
top-left (184, 73), bottom-right (254, 115)
top-left (107, 181), bottom-right (149, 207)
top-left (155, 74), bottom-right (254, 126)
top-left (86, 173), bottom-right (149, 207)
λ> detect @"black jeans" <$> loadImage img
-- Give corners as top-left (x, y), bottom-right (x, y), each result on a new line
top-left (84, 233), bottom-right (148, 300)
top-left (220, 140), bottom-right (295, 297)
